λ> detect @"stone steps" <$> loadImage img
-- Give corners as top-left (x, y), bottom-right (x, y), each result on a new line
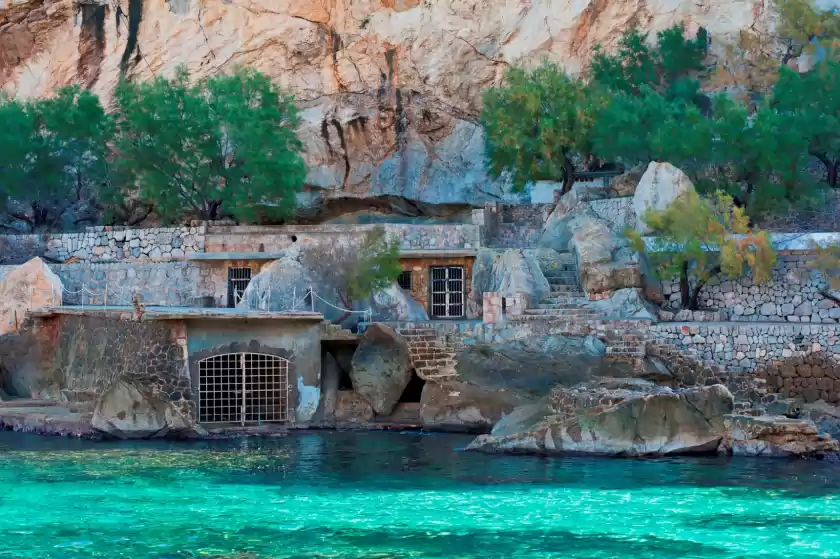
top-left (523, 308), bottom-right (604, 318)
top-left (548, 289), bottom-right (585, 297)
top-left (540, 296), bottom-right (587, 305)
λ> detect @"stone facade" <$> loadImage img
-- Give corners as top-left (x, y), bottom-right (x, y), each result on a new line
top-left (399, 256), bottom-right (476, 319)
top-left (659, 254), bottom-right (839, 323)
top-left (205, 224), bottom-right (480, 253)
top-left (45, 226), bottom-right (206, 262)
top-left (651, 322), bottom-right (840, 374)
top-left (757, 354), bottom-right (840, 404)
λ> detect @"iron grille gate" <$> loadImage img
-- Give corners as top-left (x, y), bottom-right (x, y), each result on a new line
top-left (227, 267), bottom-right (252, 308)
top-left (430, 266), bottom-right (464, 318)
top-left (197, 353), bottom-right (290, 425)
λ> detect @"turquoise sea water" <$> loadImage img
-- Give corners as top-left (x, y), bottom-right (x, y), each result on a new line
top-left (1, 431), bottom-right (840, 559)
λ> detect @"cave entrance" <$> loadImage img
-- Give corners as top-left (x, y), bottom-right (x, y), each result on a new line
top-left (321, 340), bottom-right (358, 392)
top-left (398, 369), bottom-right (425, 403)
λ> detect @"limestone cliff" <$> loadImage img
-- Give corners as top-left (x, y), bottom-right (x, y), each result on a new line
top-left (0, 0), bottom-right (770, 208)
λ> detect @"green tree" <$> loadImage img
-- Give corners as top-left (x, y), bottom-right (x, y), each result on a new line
top-left (773, 60), bottom-right (840, 187)
top-left (113, 66), bottom-right (306, 222)
top-left (481, 62), bottom-right (607, 194)
top-left (591, 86), bottom-right (712, 170)
top-left (0, 86), bottom-right (112, 232)
top-left (777, 0), bottom-right (840, 55)
top-left (590, 24), bottom-right (707, 99)
top-left (629, 190), bottom-right (776, 310)
top-left (706, 94), bottom-right (815, 216)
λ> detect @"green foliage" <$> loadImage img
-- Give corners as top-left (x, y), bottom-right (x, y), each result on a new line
top-left (114, 65), bottom-right (306, 222)
top-left (628, 190), bottom-right (776, 310)
top-left (346, 225), bottom-right (402, 302)
top-left (704, 94), bottom-right (816, 216)
top-left (480, 62), bottom-right (607, 192)
top-left (773, 60), bottom-right (840, 187)
top-left (591, 86), bottom-right (712, 169)
top-left (590, 24), bottom-right (707, 98)
top-left (777, 0), bottom-right (840, 54)
top-left (0, 86), bottom-right (112, 231)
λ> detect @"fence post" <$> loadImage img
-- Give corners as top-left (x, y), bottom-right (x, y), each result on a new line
top-left (310, 286), bottom-right (315, 313)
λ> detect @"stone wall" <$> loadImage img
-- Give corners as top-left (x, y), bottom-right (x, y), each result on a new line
top-left (0, 313), bottom-right (190, 411)
top-left (651, 322), bottom-right (840, 374)
top-left (757, 353), bottom-right (840, 404)
top-left (399, 256), bottom-right (476, 319)
top-left (658, 254), bottom-right (839, 323)
top-left (488, 205), bottom-right (552, 248)
top-left (205, 224), bottom-right (480, 253)
top-left (43, 226), bottom-right (206, 262)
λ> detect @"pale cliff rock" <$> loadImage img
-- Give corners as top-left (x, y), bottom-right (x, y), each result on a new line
top-left (633, 162), bottom-right (697, 234)
top-left (0, 0), bottom-right (770, 208)
top-left (0, 257), bottom-right (63, 336)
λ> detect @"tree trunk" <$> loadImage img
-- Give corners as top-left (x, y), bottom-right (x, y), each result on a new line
top-left (688, 265), bottom-right (721, 311)
top-left (680, 262), bottom-right (690, 309)
top-left (559, 150), bottom-right (576, 195)
top-left (829, 162), bottom-right (838, 188)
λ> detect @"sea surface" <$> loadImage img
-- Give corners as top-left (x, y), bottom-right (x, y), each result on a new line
top-left (1, 430), bottom-right (839, 559)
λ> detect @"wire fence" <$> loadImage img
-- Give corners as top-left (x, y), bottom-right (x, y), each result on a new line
top-left (28, 282), bottom-right (373, 322)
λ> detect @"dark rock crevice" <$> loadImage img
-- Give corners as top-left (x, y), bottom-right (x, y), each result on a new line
top-left (77, 3), bottom-right (107, 88)
top-left (119, 0), bottom-right (144, 74)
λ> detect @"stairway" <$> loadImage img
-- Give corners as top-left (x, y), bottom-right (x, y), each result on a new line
top-left (514, 255), bottom-right (605, 321)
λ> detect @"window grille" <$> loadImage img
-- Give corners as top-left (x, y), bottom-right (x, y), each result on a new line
top-left (197, 353), bottom-right (290, 425)
top-left (397, 271), bottom-right (413, 290)
top-left (227, 267), bottom-right (252, 308)
top-left (430, 266), bottom-right (464, 318)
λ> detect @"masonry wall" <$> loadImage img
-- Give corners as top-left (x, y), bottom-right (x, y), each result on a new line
top-left (658, 254), bottom-right (839, 323)
top-left (205, 224), bottom-right (480, 253)
top-left (399, 257), bottom-right (476, 319)
top-left (0, 234), bottom-right (48, 265)
top-left (0, 314), bottom-right (190, 411)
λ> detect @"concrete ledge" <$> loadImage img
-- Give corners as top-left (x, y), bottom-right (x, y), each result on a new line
top-left (30, 306), bottom-right (325, 322)
top-left (187, 252), bottom-right (288, 261)
top-left (398, 249), bottom-right (477, 258)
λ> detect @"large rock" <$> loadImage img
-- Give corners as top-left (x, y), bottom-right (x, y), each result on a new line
top-left (469, 248), bottom-right (550, 316)
top-left (467, 382), bottom-right (735, 456)
top-left (633, 162), bottom-right (697, 234)
top-left (0, 257), bottom-right (63, 336)
top-left (720, 414), bottom-right (840, 458)
top-left (350, 324), bottom-right (412, 415)
top-left (240, 250), bottom-right (427, 325)
top-left (420, 380), bottom-right (526, 433)
top-left (589, 288), bottom-right (658, 319)
top-left (419, 335), bottom-right (637, 432)
top-left (0, 2), bottom-right (767, 212)
top-left (91, 379), bottom-right (201, 440)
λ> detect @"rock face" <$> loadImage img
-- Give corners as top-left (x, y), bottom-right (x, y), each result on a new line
top-left (589, 288), bottom-right (658, 319)
top-left (0, 257), bottom-right (63, 336)
top-left (240, 250), bottom-right (426, 324)
top-left (469, 248), bottom-right (550, 316)
top-left (91, 379), bottom-right (201, 440)
top-left (467, 382), bottom-right (735, 456)
top-left (350, 324), bottom-right (412, 415)
top-left (420, 335), bottom-right (635, 432)
top-left (1, 1), bottom-right (769, 209)
top-left (633, 162), bottom-right (697, 233)
top-left (720, 414), bottom-right (840, 458)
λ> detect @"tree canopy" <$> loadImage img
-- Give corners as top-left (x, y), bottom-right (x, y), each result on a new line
top-left (114, 66), bottom-right (306, 222)
top-left (0, 86), bottom-right (111, 232)
top-left (481, 62), bottom-right (607, 193)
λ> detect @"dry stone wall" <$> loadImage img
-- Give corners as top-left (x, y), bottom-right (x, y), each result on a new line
top-left (45, 226), bottom-right (206, 262)
top-left (659, 254), bottom-right (839, 323)
top-left (651, 322), bottom-right (840, 374)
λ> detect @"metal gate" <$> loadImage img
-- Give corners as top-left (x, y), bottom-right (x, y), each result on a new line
top-left (227, 267), bottom-right (252, 308)
top-left (197, 353), bottom-right (290, 425)
top-left (430, 266), bottom-right (464, 318)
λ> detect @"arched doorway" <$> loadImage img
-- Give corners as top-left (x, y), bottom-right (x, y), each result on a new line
top-left (197, 353), bottom-right (290, 425)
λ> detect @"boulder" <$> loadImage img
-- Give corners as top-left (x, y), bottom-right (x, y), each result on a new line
top-left (350, 324), bottom-right (412, 415)
top-left (607, 165), bottom-right (646, 197)
top-left (540, 204), bottom-right (608, 254)
top-left (91, 379), bottom-right (202, 440)
top-left (334, 390), bottom-right (376, 423)
top-left (318, 352), bottom-right (342, 421)
top-left (580, 261), bottom-right (642, 295)
top-left (720, 414), bottom-right (840, 458)
top-left (469, 248), bottom-right (550, 316)
top-left (589, 288), bottom-right (658, 320)
top-left (633, 162), bottom-right (697, 234)
top-left (420, 380), bottom-right (525, 433)
top-left (0, 257), bottom-right (63, 336)
top-left (467, 382), bottom-right (735, 456)
top-left (240, 250), bottom-right (427, 325)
